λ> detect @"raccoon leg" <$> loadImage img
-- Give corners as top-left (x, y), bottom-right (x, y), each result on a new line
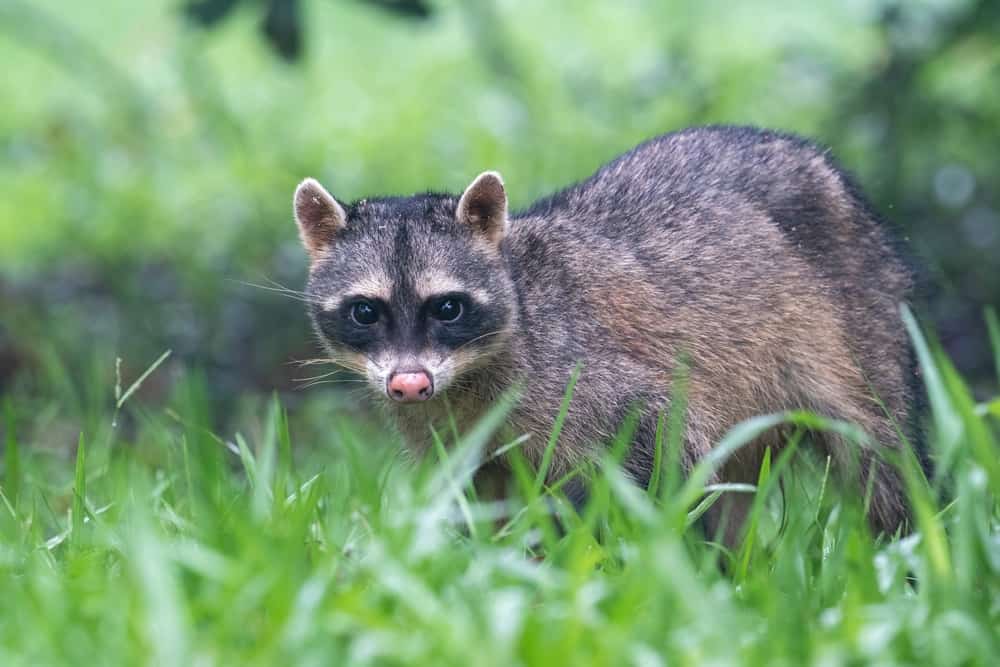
top-left (702, 486), bottom-right (754, 552)
top-left (851, 417), bottom-right (912, 536)
top-left (473, 458), bottom-right (513, 503)
top-left (682, 413), bottom-right (761, 552)
top-left (792, 362), bottom-right (912, 536)
top-left (810, 424), bottom-right (910, 536)
top-left (700, 438), bottom-right (772, 552)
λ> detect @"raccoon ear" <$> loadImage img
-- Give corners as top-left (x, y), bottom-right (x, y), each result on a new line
top-left (456, 171), bottom-right (508, 244)
top-left (294, 177), bottom-right (347, 260)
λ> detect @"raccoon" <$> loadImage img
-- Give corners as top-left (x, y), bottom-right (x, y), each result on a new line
top-left (292, 126), bottom-right (922, 545)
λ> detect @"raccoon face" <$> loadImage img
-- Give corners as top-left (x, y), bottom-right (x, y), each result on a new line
top-left (293, 172), bottom-right (516, 403)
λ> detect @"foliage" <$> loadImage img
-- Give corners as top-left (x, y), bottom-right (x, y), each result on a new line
top-left (0, 309), bottom-right (998, 665)
top-left (1, 3), bottom-right (999, 663)
top-left (183, 0), bottom-right (433, 61)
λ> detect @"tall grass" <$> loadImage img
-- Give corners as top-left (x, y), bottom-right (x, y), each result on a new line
top-left (0, 311), bottom-right (998, 666)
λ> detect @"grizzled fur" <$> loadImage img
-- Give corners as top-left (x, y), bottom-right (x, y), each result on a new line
top-left (293, 126), bottom-right (922, 544)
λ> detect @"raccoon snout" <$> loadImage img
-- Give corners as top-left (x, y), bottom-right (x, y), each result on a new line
top-left (387, 369), bottom-right (434, 403)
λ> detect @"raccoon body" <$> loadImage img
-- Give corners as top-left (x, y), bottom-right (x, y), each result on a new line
top-left (293, 126), bottom-right (921, 543)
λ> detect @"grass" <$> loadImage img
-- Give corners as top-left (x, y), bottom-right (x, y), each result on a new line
top-left (0, 310), bottom-right (997, 666)
top-left (2, 2), bottom-right (998, 663)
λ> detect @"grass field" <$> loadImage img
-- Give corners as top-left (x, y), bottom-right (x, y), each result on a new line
top-left (1, 309), bottom-right (998, 666)
top-left (2, 1), bottom-right (999, 664)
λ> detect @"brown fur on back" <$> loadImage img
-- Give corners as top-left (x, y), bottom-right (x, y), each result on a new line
top-left (500, 128), bottom-right (918, 537)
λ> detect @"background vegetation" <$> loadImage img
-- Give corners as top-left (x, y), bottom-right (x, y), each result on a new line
top-left (2, 0), bottom-right (999, 410)
top-left (0, 0), bottom-right (998, 665)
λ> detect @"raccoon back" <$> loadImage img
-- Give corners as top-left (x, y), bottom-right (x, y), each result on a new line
top-left (500, 126), bottom-right (918, 474)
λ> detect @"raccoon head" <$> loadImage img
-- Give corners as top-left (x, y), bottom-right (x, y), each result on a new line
top-left (293, 171), bottom-right (516, 403)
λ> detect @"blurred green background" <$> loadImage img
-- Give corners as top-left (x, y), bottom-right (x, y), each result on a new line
top-left (1, 0), bottom-right (998, 427)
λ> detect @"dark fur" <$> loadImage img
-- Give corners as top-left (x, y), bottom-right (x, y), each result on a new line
top-left (294, 126), bottom-right (923, 544)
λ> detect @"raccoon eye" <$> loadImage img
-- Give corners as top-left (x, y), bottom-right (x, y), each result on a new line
top-left (430, 298), bottom-right (463, 322)
top-left (350, 301), bottom-right (379, 325)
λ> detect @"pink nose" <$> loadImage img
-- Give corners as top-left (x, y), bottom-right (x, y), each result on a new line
top-left (387, 371), bottom-right (433, 402)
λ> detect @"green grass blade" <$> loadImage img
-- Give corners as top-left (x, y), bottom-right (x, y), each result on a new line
top-left (430, 389), bottom-right (518, 495)
top-left (673, 412), bottom-right (788, 515)
top-left (976, 398), bottom-right (1000, 419)
top-left (116, 349), bottom-right (172, 409)
top-left (985, 306), bottom-right (1000, 382)
top-left (275, 395), bottom-right (294, 498)
top-left (901, 305), bottom-right (963, 468)
top-left (736, 445), bottom-right (771, 578)
top-left (604, 461), bottom-right (657, 526)
top-left (532, 364), bottom-right (581, 497)
top-left (236, 433), bottom-right (258, 490)
top-left (430, 428), bottom-right (479, 540)
top-left (71, 432), bottom-right (86, 549)
top-left (646, 410), bottom-right (667, 499)
top-left (3, 398), bottom-right (20, 506)
top-left (663, 362), bottom-right (690, 498)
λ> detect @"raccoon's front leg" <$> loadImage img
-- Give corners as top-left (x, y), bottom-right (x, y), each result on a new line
top-left (658, 414), bottom-right (748, 550)
top-left (612, 406), bottom-right (757, 550)
top-left (700, 463), bottom-right (757, 551)
top-left (662, 406), bottom-right (764, 551)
